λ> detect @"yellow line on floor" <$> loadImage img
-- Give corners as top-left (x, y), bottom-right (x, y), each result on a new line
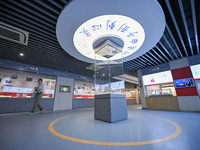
top-left (48, 113), bottom-right (182, 146)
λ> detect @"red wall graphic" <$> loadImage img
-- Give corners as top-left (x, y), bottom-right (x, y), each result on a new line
top-left (171, 66), bottom-right (198, 96)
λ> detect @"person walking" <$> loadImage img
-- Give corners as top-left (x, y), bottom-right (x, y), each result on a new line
top-left (28, 78), bottom-right (45, 115)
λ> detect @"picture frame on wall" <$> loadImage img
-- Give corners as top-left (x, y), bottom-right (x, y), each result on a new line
top-left (26, 77), bottom-right (33, 82)
top-left (59, 85), bottom-right (71, 93)
top-left (11, 75), bottom-right (17, 79)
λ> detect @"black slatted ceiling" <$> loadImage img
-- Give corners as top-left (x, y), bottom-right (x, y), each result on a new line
top-left (0, 0), bottom-right (199, 77)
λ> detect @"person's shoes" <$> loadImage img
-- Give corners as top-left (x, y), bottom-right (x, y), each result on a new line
top-left (41, 109), bottom-right (45, 113)
top-left (27, 111), bottom-right (35, 115)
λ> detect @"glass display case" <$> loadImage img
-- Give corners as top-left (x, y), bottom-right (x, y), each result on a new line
top-left (73, 81), bottom-right (95, 98)
top-left (94, 40), bottom-right (125, 95)
top-left (145, 83), bottom-right (176, 97)
top-left (93, 39), bottom-right (127, 123)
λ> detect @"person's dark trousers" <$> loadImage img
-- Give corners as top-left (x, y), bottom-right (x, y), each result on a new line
top-left (32, 93), bottom-right (44, 112)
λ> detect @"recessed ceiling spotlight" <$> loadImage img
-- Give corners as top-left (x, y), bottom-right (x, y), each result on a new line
top-left (19, 53), bottom-right (24, 56)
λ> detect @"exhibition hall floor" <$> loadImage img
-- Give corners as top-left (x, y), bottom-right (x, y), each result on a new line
top-left (0, 105), bottom-right (200, 150)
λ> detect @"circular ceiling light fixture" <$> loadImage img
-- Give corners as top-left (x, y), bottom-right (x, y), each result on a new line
top-left (56, 0), bottom-right (165, 63)
top-left (73, 15), bottom-right (145, 61)
top-left (19, 53), bottom-right (24, 56)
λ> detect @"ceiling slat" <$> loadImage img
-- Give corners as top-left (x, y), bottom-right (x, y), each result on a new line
top-left (165, 24), bottom-right (183, 58)
top-left (191, 0), bottom-right (199, 54)
top-left (162, 35), bottom-right (179, 59)
top-left (0, 1), bottom-right (55, 28)
top-left (158, 41), bottom-right (174, 60)
top-left (153, 47), bottom-right (169, 62)
top-left (165, 0), bottom-right (189, 56)
top-left (20, 0), bottom-right (57, 20)
top-left (178, 0), bottom-right (194, 55)
top-left (34, 0), bottom-right (60, 15)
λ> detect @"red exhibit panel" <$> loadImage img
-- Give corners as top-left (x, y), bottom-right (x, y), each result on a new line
top-left (171, 66), bottom-right (198, 96)
top-left (171, 66), bottom-right (193, 80)
top-left (175, 87), bottom-right (198, 96)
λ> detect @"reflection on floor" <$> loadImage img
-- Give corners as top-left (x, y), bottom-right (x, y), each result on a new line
top-left (0, 105), bottom-right (200, 150)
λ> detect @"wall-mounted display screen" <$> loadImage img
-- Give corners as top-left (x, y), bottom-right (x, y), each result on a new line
top-left (190, 64), bottom-right (200, 80)
top-left (59, 85), bottom-right (71, 93)
top-left (143, 71), bottom-right (173, 86)
top-left (174, 78), bottom-right (195, 88)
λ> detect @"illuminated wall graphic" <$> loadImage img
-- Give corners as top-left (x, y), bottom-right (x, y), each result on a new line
top-left (73, 15), bottom-right (145, 61)
top-left (190, 64), bottom-right (200, 80)
top-left (142, 71), bottom-right (173, 86)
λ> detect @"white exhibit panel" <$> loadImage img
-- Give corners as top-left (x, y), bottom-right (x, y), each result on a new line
top-left (142, 70), bottom-right (173, 86)
top-left (142, 71), bottom-right (176, 97)
top-left (190, 64), bottom-right (200, 80)
top-left (0, 69), bottom-right (56, 98)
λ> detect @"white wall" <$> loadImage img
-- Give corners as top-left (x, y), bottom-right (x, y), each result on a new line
top-left (53, 76), bottom-right (74, 110)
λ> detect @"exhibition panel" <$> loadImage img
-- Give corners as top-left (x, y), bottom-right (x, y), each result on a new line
top-left (0, 69), bottom-right (56, 98)
top-left (171, 66), bottom-right (198, 96)
top-left (139, 56), bottom-right (200, 112)
top-left (190, 64), bottom-right (200, 96)
top-left (73, 80), bottom-right (137, 100)
top-left (142, 71), bottom-right (176, 97)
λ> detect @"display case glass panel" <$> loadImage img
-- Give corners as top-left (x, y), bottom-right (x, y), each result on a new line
top-left (94, 40), bottom-right (125, 95)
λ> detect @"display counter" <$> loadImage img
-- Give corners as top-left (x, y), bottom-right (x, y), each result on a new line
top-left (145, 96), bottom-right (180, 111)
